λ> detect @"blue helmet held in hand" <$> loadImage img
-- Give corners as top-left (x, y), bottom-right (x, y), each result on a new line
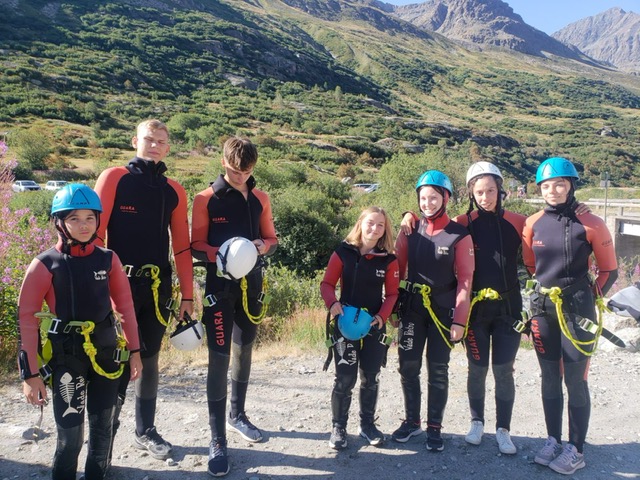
top-left (51, 183), bottom-right (102, 217)
top-left (416, 170), bottom-right (453, 196)
top-left (536, 157), bottom-right (579, 185)
top-left (337, 306), bottom-right (374, 341)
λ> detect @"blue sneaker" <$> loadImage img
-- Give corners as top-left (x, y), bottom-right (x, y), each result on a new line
top-left (207, 438), bottom-right (230, 477)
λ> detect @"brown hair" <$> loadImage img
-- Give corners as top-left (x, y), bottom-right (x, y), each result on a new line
top-left (223, 136), bottom-right (258, 171)
top-left (345, 206), bottom-right (395, 253)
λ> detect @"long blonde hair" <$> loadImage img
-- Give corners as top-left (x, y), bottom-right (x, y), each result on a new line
top-left (345, 206), bottom-right (395, 253)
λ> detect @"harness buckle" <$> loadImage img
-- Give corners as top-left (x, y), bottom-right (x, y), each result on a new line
top-left (203, 294), bottom-right (217, 307)
top-left (378, 332), bottom-right (392, 346)
top-left (577, 316), bottom-right (599, 334)
top-left (113, 348), bottom-right (130, 363)
top-left (39, 364), bottom-right (53, 382)
top-left (123, 265), bottom-right (134, 277)
top-left (165, 297), bottom-right (178, 310)
top-left (257, 292), bottom-right (271, 305)
top-left (47, 317), bottom-right (61, 335)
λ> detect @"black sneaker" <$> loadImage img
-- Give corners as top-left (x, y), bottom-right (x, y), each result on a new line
top-left (133, 426), bottom-right (173, 459)
top-left (208, 437), bottom-right (230, 477)
top-left (426, 426), bottom-right (444, 452)
top-left (227, 412), bottom-right (263, 442)
top-left (360, 423), bottom-right (385, 447)
top-left (329, 426), bottom-right (348, 450)
top-left (391, 420), bottom-right (423, 443)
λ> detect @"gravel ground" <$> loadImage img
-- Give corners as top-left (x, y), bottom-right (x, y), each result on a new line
top-left (1, 338), bottom-right (639, 480)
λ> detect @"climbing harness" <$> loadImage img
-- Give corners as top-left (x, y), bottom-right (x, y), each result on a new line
top-left (467, 288), bottom-right (502, 334)
top-left (123, 263), bottom-right (170, 327)
top-left (35, 312), bottom-right (129, 381)
top-left (240, 275), bottom-right (270, 324)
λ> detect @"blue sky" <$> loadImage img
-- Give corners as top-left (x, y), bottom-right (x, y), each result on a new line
top-left (385, 1), bottom-right (639, 34)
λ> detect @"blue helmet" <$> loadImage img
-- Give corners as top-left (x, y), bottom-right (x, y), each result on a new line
top-left (415, 170), bottom-right (453, 196)
top-left (337, 306), bottom-right (374, 341)
top-left (536, 157), bottom-right (579, 185)
top-left (51, 183), bottom-right (102, 217)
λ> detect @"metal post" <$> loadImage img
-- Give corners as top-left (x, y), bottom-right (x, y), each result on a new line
top-left (603, 172), bottom-right (609, 223)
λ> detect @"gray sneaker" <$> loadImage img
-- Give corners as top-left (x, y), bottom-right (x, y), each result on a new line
top-left (133, 426), bottom-right (172, 460)
top-left (227, 413), bottom-right (263, 442)
top-left (549, 443), bottom-right (586, 475)
top-left (534, 436), bottom-right (563, 466)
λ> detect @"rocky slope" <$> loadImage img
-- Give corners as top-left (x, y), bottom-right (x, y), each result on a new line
top-left (553, 7), bottom-right (640, 72)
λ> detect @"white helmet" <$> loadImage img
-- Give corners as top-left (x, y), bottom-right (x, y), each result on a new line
top-left (216, 236), bottom-right (258, 280)
top-left (170, 317), bottom-right (204, 351)
top-left (466, 161), bottom-right (503, 185)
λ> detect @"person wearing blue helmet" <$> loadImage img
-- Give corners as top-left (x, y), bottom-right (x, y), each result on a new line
top-left (320, 206), bottom-right (399, 449)
top-left (18, 184), bottom-right (142, 480)
top-left (392, 170), bottom-right (475, 452)
top-left (523, 157), bottom-right (618, 475)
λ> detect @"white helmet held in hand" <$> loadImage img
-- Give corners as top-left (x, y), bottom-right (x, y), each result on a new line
top-left (216, 236), bottom-right (258, 280)
top-left (170, 316), bottom-right (204, 351)
top-left (466, 161), bottom-right (503, 186)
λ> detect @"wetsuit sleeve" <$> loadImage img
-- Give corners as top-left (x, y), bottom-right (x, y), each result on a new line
top-left (503, 210), bottom-right (527, 237)
top-left (394, 231), bottom-right (409, 280)
top-left (109, 252), bottom-right (140, 351)
top-left (452, 213), bottom-right (469, 227)
top-left (94, 167), bottom-right (127, 248)
top-left (320, 252), bottom-right (343, 309)
top-left (522, 212), bottom-right (542, 275)
top-left (254, 189), bottom-right (278, 255)
top-left (17, 259), bottom-right (53, 375)
top-left (452, 235), bottom-right (475, 326)
top-left (583, 214), bottom-right (618, 295)
top-left (191, 189), bottom-right (218, 263)
top-left (168, 179), bottom-right (194, 299)
top-left (377, 258), bottom-right (400, 322)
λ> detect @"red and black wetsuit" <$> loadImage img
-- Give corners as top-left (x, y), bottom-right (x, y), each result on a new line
top-left (320, 242), bottom-right (399, 430)
top-left (18, 240), bottom-right (138, 480)
top-left (94, 157), bottom-right (192, 437)
top-left (394, 213), bottom-right (474, 430)
top-left (455, 208), bottom-right (526, 432)
top-left (522, 201), bottom-right (617, 453)
top-left (191, 174), bottom-right (277, 440)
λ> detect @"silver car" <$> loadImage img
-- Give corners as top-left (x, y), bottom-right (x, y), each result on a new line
top-left (12, 180), bottom-right (42, 192)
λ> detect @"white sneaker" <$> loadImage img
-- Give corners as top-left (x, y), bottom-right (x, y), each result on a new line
top-left (496, 428), bottom-right (517, 454)
top-left (465, 420), bottom-right (484, 445)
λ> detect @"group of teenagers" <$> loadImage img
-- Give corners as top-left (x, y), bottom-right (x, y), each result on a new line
top-left (16, 118), bottom-right (617, 479)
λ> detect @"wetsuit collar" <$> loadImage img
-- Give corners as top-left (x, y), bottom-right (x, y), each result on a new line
top-left (544, 194), bottom-right (577, 216)
top-left (127, 157), bottom-right (168, 177)
top-left (422, 212), bottom-right (450, 235)
top-left (342, 241), bottom-right (388, 257)
top-left (56, 237), bottom-right (96, 257)
top-left (211, 173), bottom-right (256, 197)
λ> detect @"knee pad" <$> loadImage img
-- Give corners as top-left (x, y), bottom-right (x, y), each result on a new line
top-left (135, 353), bottom-right (160, 399)
top-left (427, 362), bottom-right (449, 389)
top-left (231, 341), bottom-right (253, 384)
top-left (564, 361), bottom-right (590, 407)
top-left (207, 351), bottom-right (230, 402)
top-left (467, 363), bottom-right (489, 399)
top-left (333, 373), bottom-right (358, 396)
top-left (359, 370), bottom-right (380, 391)
top-left (492, 362), bottom-right (515, 401)
top-left (539, 359), bottom-right (563, 400)
top-left (399, 359), bottom-right (422, 380)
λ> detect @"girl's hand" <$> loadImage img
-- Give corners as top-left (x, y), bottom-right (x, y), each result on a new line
top-left (371, 315), bottom-right (384, 330)
top-left (23, 377), bottom-right (48, 406)
top-left (252, 239), bottom-right (266, 255)
top-left (575, 202), bottom-right (591, 216)
top-left (450, 324), bottom-right (465, 343)
top-left (330, 302), bottom-right (344, 318)
top-left (400, 213), bottom-right (416, 236)
top-left (129, 352), bottom-right (143, 381)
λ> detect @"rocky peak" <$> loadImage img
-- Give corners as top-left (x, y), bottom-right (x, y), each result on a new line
top-left (552, 8), bottom-right (640, 72)
top-left (390, 0), bottom-right (586, 60)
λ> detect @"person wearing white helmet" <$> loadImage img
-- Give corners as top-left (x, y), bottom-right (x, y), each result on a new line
top-left (191, 136), bottom-right (278, 477)
top-left (320, 206), bottom-right (399, 450)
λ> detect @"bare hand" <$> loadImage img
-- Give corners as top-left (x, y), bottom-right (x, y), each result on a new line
top-left (329, 302), bottom-right (344, 318)
top-left (179, 299), bottom-right (194, 319)
top-left (23, 377), bottom-right (48, 406)
top-left (575, 202), bottom-right (591, 216)
top-left (129, 352), bottom-right (143, 381)
top-left (400, 212), bottom-right (416, 236)
top-left (450, 324), bottom-right (465, 343)
top-left (252, 239), bottom-right (266, 255)
top-left (370, 315), bottom-right (384, 330)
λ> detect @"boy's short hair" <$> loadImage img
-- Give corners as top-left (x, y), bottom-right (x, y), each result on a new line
top-left (223, 136), bottom-right (258, 171)
top-left (137, 119), bottom-right (169, 137)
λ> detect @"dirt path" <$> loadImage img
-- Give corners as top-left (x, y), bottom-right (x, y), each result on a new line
top-left (1, 344), bottom-right (639, 480)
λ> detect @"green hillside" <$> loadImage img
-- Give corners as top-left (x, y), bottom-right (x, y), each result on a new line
top-left (1, 0), bottom-right (639, 189)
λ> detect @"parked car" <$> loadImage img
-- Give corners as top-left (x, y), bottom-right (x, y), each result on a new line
top-left (45, 180), bottom-right (68, 191)
top-left (352, 183), bottom-right (380, 193)
top-left (12, 180), bottom-right (41, 192)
